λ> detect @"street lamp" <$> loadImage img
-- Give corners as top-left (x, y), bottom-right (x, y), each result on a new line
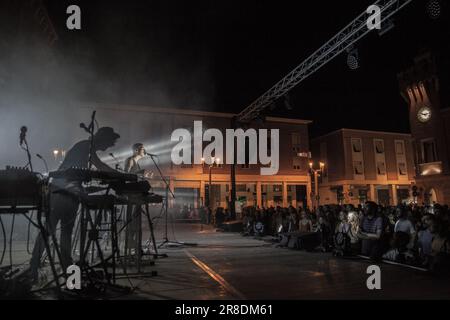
top-left (201, 157), bottom-right (220, 208)
top-left (53, 149), bottom-right (59, 160)
top-left (309, 161), bottom-right (325, 209)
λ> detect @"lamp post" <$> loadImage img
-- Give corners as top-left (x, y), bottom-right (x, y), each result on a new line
top-left (309, 161), bottom-right (325, 209)
top-left (201, 157), bottom-right (220, 209)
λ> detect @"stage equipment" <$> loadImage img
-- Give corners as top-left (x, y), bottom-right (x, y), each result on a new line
top-left (237, 0), bottom-right (414, 122)
top-left (231, 1), bottom-right (415, 215)
top-left (47, 167), bottom-right (163, 291)
top-left (36, 154), bottom-right (49, 173)
top-left (49, 167), bottom-right (137, 183)
top-left (19, 126), bottom-right (34, 172)
top-left (0, 167), bottom-right (42, 208)
top-left (346, 48), bottom-right (359, 70)
top-left (0, 167), bottom-right (61, 296)
top-left (427, 0), bottom-right (441, 19)
top-left (143, 154), bottom-right (195, 248)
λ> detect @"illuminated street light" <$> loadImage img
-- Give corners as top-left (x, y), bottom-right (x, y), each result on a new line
top-left (202, 156), bottom-right (221, 208)
top-left (309, 161), bottom-right (326, 209)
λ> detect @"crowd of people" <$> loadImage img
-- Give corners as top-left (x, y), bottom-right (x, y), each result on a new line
top-left (171, 201), bottom-right (450, 274)
top-left (239, 202), bottom-right (450, 274)
top-left (174, 205), bottom-right (236, 226)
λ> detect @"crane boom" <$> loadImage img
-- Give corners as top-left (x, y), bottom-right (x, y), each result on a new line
top-left (237, 0), bottom-right (414, 122)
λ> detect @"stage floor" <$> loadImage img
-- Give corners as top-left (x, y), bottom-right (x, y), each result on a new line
top-left (4, 222), bottom-right (450, 299)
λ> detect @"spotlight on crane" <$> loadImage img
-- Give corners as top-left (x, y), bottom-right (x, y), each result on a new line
top-left (427, 0), bottom-right (441, 19)
top-left (346, 48), bottom-right (359, 70)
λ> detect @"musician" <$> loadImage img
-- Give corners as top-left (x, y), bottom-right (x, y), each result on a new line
top-left (30, 127), bottom-right (121, 281)
top-left (123, 143), bottom-right (148, 260)
top-left (124, 143), bottom-right (146, 174)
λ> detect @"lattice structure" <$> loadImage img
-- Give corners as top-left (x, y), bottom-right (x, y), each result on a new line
top-left (237, 0), bottom-right (414, 122)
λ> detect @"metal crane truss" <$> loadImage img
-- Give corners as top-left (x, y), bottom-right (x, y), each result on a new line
top-left (237, 0), bottom-right (414, 122)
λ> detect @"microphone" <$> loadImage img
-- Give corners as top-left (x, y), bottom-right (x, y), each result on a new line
top-left (79, 123), bottom-right (89, 133)
top-left (19, 126), bottom-right (27, 146)
top-left (109, 153), bottom-right (122, 170)
top-left (145, 151), bottom-right (158, 157)
top-left (36, 153), bottom-right (49, 173)
top-left (80, 111), bottom-right (96, 134)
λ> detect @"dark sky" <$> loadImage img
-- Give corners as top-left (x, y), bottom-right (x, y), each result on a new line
top-left (43, 0), bottom-right (450, 137)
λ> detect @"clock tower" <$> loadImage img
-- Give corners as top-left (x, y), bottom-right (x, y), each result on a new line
top-left (398, 51), bottom-right (450, 204)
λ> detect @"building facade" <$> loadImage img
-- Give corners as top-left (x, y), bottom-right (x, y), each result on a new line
top-left (398, 51), bottom-right (450, 205)
top-left (50, 103), bottom-right (313, 211)
top-left (311, 128), bottom-right (415, 206)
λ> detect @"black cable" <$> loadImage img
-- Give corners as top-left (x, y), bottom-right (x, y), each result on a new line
top-left (0, 215), bottom-right (6, 265)
top-left (26, 212), bottom-right (34, 254)
top-left (9, 214), bottom-right (15, 269)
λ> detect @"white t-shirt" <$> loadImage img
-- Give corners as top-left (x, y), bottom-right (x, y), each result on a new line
top-left (394, 219), bottom-right (415, 234)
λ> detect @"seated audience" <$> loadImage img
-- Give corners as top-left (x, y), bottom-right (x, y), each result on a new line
top-left (358, 201), bottom-right (384, 261)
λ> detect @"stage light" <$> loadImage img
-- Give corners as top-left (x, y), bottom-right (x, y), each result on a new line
top-left (427, 0), bottom-right (441, 19)
top-left (346, 49), bottom-right (359, 70)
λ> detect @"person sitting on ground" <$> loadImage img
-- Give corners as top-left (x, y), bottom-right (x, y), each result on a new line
top-left (347, 211), bottom-right (361, 253)
top-left (335, 210), bottom-right (350, 234)
top-left (429, 217), bottom-right (450, 274)
top-left (334, 210), bottom-right (352, 256)
top-left (394, 205), bottom-right (416, 249)
top-left (281, 207), bottom-right (290, 233)
top-left (383, 231), bottom-right (411, 262)
top-left (417, 214), bottom-right (435, 267)
top-left (358, 201), bottom-right (384, 261)
top-left (315, 215), bottom-right (332, 252)
top-left (386, 207), bottom-right (397, 234)
top-left (299, 210), bottom-right (313, 233)
top-left (288, 206), bottom-right (298, 232)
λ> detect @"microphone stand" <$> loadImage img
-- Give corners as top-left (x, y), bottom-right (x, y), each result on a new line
top-left (79, 110), bottom-right (97, 169)
top-left (87, 111), bottom-right (96, 170)
top-left (21, 135), bottom-right (33, 172)
top-left (109, 154), bottom-right (122, 171)
top-left (146, 154), bottom-right (196, 248)
top-left (36, 154), bottom-right (49, 173)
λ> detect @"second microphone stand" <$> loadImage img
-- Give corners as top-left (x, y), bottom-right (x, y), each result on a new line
top-left (146, 154), bottom-right (196, 248)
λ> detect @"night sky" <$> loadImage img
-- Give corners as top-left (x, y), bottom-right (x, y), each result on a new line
top-left (43, 0), bottom-right (450, 137)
